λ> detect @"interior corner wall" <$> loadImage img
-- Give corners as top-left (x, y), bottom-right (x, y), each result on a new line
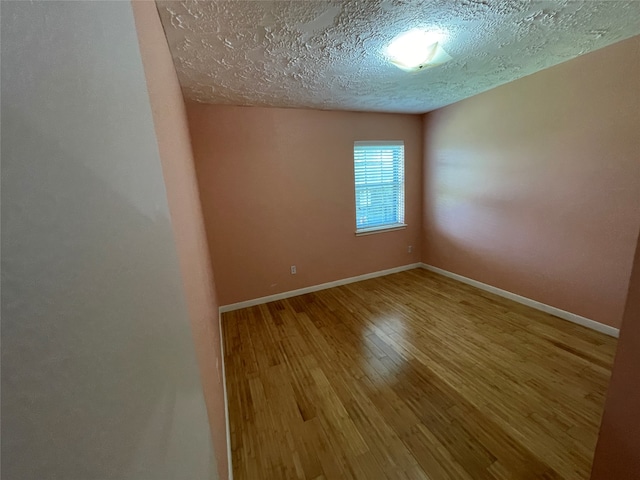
top-left (131, 2), bottom-right (227, 479)
top-left (591, 228), bottom-right (640, 478)
top-left (187, 104), bottom-right (423, 306)
top-left (421, 35), bottom-right (640, 329)
top-left (1, 1), bottom-right (214, 479)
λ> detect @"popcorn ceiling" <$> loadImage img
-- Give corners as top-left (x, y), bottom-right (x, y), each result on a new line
top-left (157, 0), bottom-right (640, 113)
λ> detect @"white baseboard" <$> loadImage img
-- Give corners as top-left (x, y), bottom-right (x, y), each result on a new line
top-left (219, 263), bottom-right (422, 313)
top-left (420, 263), bottom-right (619, 338)
top-left (218, 312), bottom-right (233, 480)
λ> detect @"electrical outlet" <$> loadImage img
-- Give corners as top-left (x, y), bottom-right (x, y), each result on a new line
top-left (290, 265), bottom-right (297, 274)
top-left (408, 245), bottom-right (413, 253)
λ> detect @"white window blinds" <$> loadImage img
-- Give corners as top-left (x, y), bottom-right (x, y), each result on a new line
top-left (354, 141), bottom-right (405, 233)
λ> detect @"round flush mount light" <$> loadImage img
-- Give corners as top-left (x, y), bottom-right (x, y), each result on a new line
top-left (385, 29), bottom-right (452, 71)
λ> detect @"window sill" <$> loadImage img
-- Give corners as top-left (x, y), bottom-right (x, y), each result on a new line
top-left (355, 224), bottom-right (407, 236)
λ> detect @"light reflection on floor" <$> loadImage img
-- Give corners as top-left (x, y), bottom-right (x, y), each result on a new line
top-left (361, 314), bottom-right (408, 385)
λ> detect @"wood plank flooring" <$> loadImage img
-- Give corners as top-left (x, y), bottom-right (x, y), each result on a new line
top-left (221, 268), bottom-right (617, 480)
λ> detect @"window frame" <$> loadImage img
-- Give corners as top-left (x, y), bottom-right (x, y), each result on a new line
top-left (353, 140), bottom-right (406, 236)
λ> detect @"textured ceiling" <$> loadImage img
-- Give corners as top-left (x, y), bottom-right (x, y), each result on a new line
top-left (157, 0), bottom-right (640, 113)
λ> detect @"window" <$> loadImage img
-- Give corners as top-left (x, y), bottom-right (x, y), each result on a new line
top-left (354, 141), bottom-right (405, 234)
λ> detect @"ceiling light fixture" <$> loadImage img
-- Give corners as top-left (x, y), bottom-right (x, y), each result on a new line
top-left (385, 29), bottom-right (452, 71)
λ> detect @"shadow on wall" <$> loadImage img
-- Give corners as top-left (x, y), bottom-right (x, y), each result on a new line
top-left (1, 109), bottom-right (214, 480)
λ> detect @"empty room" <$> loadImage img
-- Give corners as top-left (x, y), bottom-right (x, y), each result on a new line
top-left (2, 1), bottom-right (639, 480)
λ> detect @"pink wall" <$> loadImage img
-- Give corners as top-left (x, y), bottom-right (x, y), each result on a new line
top-left (422, 36), bottom-right (640, 328)
top-left (187, 105), bottom-right (422, 305)
top-left (591, 229), bottom-right (640, 478)
top-left (132, 3), bottom-right (228, 479)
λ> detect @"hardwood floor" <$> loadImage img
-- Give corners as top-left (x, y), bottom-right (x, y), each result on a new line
top-left (221, 268), bottom-right (617, 480)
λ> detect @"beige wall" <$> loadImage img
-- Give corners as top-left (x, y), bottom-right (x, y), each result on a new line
top-left (187, 105), bottom-right (422, 305)
top-left (591, 229), bottom-right (640, 478)
top-left (132, 3), bottom-right (228, 479)
top-left (422, 36), bottom-right (640, 328)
